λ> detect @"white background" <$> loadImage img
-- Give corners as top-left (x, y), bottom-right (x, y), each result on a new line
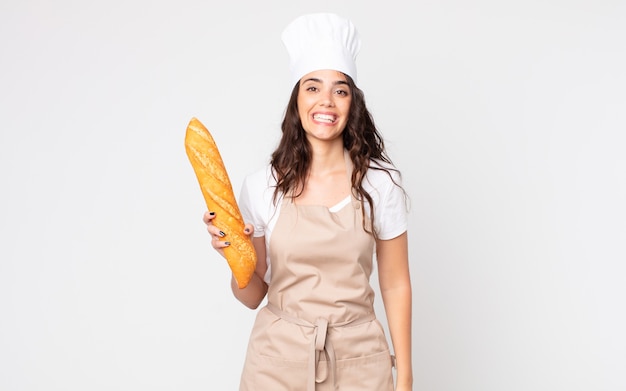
top-left (1, 0), bottom-right (625, 390)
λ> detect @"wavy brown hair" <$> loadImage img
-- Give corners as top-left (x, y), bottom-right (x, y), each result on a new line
top-left (270, 74), bottom-right (404, 239)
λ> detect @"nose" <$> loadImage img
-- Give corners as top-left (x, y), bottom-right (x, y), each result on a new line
top-left (319, 89), bottom-right (335, 107)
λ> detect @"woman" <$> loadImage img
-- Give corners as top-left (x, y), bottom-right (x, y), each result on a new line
top-left (203, 13), bottom-right (413, 391)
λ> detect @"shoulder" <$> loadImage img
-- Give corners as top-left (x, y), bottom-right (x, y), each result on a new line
top-left (242, 165), bottom-right (276, 193)
top-left (240, 164), bottom-right (279, 213)
top-left (239, 164), bottom-right (278, 227)
top-left (363, 159), bottom-right (403, 191)
top-left (365, 160), bottom-right (408, 240)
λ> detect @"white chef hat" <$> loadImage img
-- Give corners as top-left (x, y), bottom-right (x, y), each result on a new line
top-left (281, 13), bottom-right (362, 87)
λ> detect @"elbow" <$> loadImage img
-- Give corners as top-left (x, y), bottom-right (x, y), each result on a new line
top-left (237, 297), bottom-right (262, 310)
top-left (230, 277), bottom-right (267, 310)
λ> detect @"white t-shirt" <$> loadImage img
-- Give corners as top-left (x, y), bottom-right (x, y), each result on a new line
top-left (238, 160), bottom-right (408, 283)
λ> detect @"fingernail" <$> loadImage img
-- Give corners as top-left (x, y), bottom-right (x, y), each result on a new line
top-left (209, 212), bottom-right (215, 216)
top-left (219, 231), bottom-right (225, 237)
top-left (224, 241), bottom-right (231, 246)
top-left (244, 227), bottom-right (250, 233)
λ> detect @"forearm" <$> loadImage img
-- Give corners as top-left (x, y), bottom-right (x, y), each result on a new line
top-left (376, 232), bottom-right (413, 389)
top-left (230, 235), bottom-right (268, 309)
top-left (382, 284), bottom-right (413, 388)
top-left (231, 271), bottom-right (267, 309)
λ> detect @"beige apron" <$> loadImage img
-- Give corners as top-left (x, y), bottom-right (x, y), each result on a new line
top-left (239, 156), bottom-right (394, 391)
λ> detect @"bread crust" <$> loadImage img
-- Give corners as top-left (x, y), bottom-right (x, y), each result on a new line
top-left (184, 117), bottom-right (257, 288)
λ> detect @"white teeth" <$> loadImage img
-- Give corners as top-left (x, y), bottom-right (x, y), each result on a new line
top-left (313, 114), bottom-right (336, 123)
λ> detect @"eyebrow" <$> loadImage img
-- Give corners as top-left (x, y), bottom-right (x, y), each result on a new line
top-left (302, 77), bottom-right (348, 86)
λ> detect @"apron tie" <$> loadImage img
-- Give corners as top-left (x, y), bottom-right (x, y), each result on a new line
top-left (312, 317), bottom-right (331, 386)
top-left (267, 303), bottom-right (375, 391)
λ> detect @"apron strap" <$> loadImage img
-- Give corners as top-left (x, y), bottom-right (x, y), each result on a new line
top-left (266, 303), bottom-right (376, 391)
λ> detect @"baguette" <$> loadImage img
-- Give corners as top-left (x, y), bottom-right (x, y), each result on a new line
top-left (184, 117), bottom-right (257, 289)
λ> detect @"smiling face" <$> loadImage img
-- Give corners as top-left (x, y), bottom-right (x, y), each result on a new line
top-left (297, 69), bottom-right (352, 144)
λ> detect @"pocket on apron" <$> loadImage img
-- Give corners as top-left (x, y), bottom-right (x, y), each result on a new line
top-left (332, 349), bottom-right (395, 391)
top-left (240, 308), bottom-right (310, 390)
top-left (240, 350), bottom-right (308, 390)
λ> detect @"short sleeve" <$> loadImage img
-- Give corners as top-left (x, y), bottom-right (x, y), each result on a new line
top-left (367, 167), bottom-right (408, 240)
top-left (238, 168), bottom-right (267, 238)
top-left (238, 166), bottom-right (277, 238)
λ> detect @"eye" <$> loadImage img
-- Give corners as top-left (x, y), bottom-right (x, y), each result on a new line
top-left (305, 85), bottom-right (319, 92)
top-left (335, 89), bottom-right (349, 96)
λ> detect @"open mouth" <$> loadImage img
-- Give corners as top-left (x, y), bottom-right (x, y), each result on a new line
top-left (313, 113), bottom-right (337, 124)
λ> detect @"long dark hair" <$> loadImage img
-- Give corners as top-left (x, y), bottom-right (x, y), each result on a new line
top-left (270, 74), bottom-right (404, 239)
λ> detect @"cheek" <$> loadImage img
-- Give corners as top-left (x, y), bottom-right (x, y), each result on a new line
top-left (341, 101), bottom-right (352, 117)
top-left (296, 98), bottom-right (307, 116)
top-left (297, 106), bottom-right (307, 121)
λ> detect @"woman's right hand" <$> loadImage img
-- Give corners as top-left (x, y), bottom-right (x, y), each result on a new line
top-left (203, 210), bottom-right (267, 308)
top-left (202, 210), bottom-right (230, 258)
top-left (202, 211), bottom-right (255, 259)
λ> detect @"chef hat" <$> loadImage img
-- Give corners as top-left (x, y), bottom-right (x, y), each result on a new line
top-left (281, 13), bottom-right (361, 87)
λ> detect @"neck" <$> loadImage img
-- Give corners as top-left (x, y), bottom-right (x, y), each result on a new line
top-left (308, 140), bottom-right (346, 176)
